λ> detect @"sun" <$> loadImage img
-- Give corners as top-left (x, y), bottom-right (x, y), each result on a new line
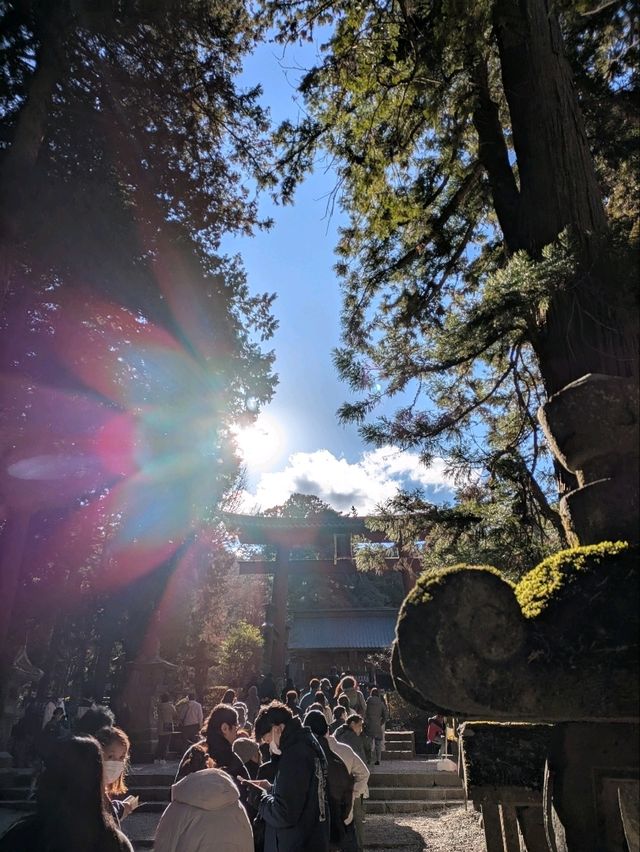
top-left (234, 413), bottom-right (285, 468)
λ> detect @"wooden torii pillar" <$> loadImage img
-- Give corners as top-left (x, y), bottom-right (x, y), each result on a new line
top-left (222, 512), bottom-right (420, 680)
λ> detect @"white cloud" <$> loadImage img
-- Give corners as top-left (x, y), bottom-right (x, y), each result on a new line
top-left (239, 445), bottom-right (456, 514)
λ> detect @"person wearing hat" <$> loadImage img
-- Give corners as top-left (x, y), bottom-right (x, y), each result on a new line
top-left (233, 736), bottom-right (261, 779)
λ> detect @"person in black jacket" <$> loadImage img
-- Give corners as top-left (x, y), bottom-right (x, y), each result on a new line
top-left (304, 711), bottom-right (354, 851)
top-left (247, 702), bottom-right (329, 852)
top-left (176, 704), bottom-right (248, 784)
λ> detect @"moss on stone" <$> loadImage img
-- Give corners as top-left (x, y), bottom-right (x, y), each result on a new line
top-left (410, 563), bottom-right (512, 608)
top-left (461, 722), bottom-right (553, 790)
top-left (515, 541), bottom-right (630, 619)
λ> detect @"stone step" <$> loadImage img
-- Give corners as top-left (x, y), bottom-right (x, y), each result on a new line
top-left (384, 738), bottom-right (413, 748)
top-left (384, 731), bottom-right (414, 740)
top-left (369, 772), bottom-right (462, 788)
top-left (382, 750), bottom-right (414, 760)
top-left (0, 801), bottom-right (34, 811)
top-left (127, 773), bottom-right (175, 787)
top-left (366, 798), bottom-right (465, 815)
top-left (0, 784), bottom-right (173, 804)
top-left (369, 786), bottom-right (462, 801)
top-left (0, 799), bottom-right (168, 815)
top-left (0, 770), bottom-right (30, 789)
top-left (0, 789), bottom-right (31, 802)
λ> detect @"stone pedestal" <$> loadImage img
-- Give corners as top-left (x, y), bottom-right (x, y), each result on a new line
top-left (545, 722), bottom-right (639, 852)
top-left (393, 541), bottom-right (639, 852)
top-left (122, 652), bottom-right (178, 762)
top-left (538, 373), bottom-right (639, 546)
top-left (460, 722), bottom-right (552, 852)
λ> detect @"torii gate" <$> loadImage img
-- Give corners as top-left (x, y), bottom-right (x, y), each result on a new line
top-left (222, 512), bottom-right (420, 679)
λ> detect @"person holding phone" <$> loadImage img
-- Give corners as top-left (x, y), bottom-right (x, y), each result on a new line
top-left (243, 701), bottom-right (330, 852)
top-left (94, 726), bottom-right (139, 825)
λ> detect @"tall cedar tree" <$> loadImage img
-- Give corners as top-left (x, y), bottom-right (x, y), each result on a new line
top-left (263, 0), bottom-right (638, 522)
top-left (0, 1), bottom-right (277, 680)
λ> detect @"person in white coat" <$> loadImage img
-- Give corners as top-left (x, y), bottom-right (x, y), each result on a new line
top-left (154, 763), bottom-right (253, 852)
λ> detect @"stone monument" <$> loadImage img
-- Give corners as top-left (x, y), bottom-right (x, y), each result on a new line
top-left (393, 373), bottom-right (639, 851)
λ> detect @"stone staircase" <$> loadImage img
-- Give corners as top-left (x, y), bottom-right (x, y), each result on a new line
top-left (382, 730), bottom-right (415, 761)
top-left (367, 761), bottom-right (465, 815)
top-left (0, 754), bottom-right (465, 850)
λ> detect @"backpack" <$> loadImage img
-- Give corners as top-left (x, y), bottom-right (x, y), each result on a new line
top-left (321, 741), bottom-right (355, 844)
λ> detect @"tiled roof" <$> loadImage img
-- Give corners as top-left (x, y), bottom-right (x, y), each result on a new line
top-left (288, 609), bottom-right (397, 650)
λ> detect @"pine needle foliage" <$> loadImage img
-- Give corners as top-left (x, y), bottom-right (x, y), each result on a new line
top-left (261, 0), bottom-right (638, 528)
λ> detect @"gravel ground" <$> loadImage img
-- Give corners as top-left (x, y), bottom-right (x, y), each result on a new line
top-left (364, 809), bottom-right (486, 852)
top-left (0, 805), bottom-right (487, 851)
top-left (117, 807), bottom-right (486, 849)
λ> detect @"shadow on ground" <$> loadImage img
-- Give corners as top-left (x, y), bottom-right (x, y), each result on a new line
top-left (365, 815), bottom-right (427, 850)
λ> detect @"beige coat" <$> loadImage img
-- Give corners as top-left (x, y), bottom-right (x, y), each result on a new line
top-left (154, 769), bottom-right (253, 852)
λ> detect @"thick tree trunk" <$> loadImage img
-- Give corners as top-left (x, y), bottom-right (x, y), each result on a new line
top-left (493, 0), bottom-right (607, 255)
top-left (490, 0), bottom-right (638, 394)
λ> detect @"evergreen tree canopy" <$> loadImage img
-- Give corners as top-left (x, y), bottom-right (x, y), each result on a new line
top-left (262, 0), bottom-right (638, 518)
top-left (1, 0), bottom-right (278, 507)
top-left (263, 491), bottom-right (341, 518)
top-left (0, 2), bottom-right (278, 666)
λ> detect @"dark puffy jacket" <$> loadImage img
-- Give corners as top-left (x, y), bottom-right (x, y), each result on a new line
top-left (258, 718), bottom-right (330, 852)
top-left (335, 725), bottom-right (367, 764)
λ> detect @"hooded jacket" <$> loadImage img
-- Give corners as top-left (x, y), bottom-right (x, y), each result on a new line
top-left (258, 717), bottom-right (330, 852)
top-left (154, 769), bottom-right (253, 852)
top-left (364, 694), bottom-right (388, 739)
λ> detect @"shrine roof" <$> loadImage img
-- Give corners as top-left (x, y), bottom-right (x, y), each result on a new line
top-left (222, 511), bottom-right (386, 545)
top-left (288, 608), bottom-right (397, 651)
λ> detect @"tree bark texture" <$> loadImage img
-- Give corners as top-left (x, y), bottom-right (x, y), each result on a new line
top-left (493, 0), bottom-right (607, 254)
top-left (472, 0), bottom-right (639, 394)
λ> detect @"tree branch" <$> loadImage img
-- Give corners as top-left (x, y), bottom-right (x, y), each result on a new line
top-left (470, 58), bottom-right (521, 251)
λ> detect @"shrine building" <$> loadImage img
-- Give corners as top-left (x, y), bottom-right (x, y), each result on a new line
top-left (223, 512), bottom-right (419, 681)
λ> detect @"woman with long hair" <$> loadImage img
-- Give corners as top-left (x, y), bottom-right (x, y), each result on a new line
top-left (0, 736), bottom-right (133, 852)
top-left (94, 726), bottom-right (138, 826)
top-left (334, 676), bottom-right (366, 716)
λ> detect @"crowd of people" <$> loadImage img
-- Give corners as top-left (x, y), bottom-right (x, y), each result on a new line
top-left (0, 672), bottom-right (392, 852)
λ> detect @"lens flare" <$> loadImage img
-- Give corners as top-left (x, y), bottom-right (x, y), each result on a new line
top-left (234, 413), bottom-right (285, 468)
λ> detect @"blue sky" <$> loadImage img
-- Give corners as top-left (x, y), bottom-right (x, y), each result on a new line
top-left (221, 39), bottom-right (457, 513)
